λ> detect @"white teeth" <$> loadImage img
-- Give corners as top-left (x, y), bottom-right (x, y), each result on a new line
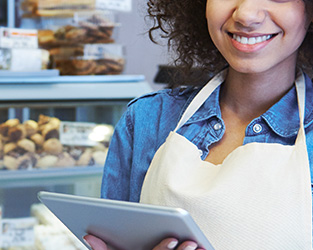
top-left (248, 37), bottom-right (256, 45)
top-left (233, 34), bottom-right (272, 45)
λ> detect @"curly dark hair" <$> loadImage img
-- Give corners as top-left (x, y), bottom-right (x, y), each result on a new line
top-left (147, 0), bottom-right (313, 84)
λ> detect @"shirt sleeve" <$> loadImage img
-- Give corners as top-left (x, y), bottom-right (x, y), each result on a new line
top-left (100, 108), bottom-right (133, 201)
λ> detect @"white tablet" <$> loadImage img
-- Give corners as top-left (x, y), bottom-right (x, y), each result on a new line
top-left (37, 191), bottom-right (215, 250)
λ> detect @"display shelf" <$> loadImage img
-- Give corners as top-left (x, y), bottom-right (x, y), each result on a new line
top-left (0, 75), bottom-right (152, 101)
top-left (0, 166), bottom-right (104, 188)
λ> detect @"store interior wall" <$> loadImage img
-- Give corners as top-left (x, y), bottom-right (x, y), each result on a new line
top-left (115, 0), bottom-right (169, 90)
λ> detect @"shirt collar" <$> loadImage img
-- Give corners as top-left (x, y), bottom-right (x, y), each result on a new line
top-left (185, 73), bottom-right (313, 138)
top-left (262, 73), bottom-right (313, 137)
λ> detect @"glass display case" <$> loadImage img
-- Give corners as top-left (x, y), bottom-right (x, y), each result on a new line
top-left (0, 1), bottom-right (156, 248)
top-left (0, 74), bottom-right (152, 249)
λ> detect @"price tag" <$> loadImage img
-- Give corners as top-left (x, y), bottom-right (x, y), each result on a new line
top-left (0, 217), bottom-right (36, 248)
top-left (60, 121), bottom-right (98, 147)
top-left (96, 0), bottom-right (132, 12)
top-left (60, 121), bottom-right (113, 146)
top-left (0, 28), bottom-right (38, 49)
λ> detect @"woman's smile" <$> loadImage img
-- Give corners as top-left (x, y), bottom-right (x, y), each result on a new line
top-left (227, 32), bottom-right (278, 53)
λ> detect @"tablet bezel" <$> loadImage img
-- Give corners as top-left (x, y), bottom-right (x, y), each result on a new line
top-left (37, 191), bottom-right (215, 250)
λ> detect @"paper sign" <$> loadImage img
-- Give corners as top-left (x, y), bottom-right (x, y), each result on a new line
top-left (0, 217), bottom-right (36, 248)
top-left (96, 0), bottom-right (132, 12)
top-left (60, 121), bottom-right (98, 147)
top-left (0, 28), bottom-right (38, 49)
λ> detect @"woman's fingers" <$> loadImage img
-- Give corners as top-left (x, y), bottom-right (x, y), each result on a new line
top-left (83, 235), bottom-right (108, 250)
top-left (152, 238), bottom-right (204, 250)
top-left (152, 238), bottom-right (179, 249)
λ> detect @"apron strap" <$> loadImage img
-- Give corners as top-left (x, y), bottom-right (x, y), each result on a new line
top-left (295, 69), bottom-right (306, 128)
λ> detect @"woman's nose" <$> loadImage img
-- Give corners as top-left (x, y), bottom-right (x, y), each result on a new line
top-left (232, 0), bottom-right (266, 28)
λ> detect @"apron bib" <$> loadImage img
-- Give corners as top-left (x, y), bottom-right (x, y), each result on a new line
top-left (140, 70), bottom-right (312, 250)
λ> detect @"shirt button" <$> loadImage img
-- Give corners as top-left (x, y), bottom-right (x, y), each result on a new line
top-left (253, 123), bottom-right (263, 133)
top-left (198, 150), bottom-right (203, 156)
top-left (213, 123), bottom-right (222, 131)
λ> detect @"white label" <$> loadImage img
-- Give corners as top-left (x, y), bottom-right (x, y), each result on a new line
top-left (0, 217), bottom-right (36, 248)
top-left (84, 44), bottom-right (123, 58)
top-left (0, 28), bottom-right (38, 49)
top-left (60, 121), bottom-right (98, 146)
top-left (10, 49), bottom-right (42, 71)
top-left (96, 0), bottom-right (132, 12)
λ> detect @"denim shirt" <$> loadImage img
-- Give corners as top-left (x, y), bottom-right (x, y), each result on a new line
top-left (101, 73), bottom-right (313, 204)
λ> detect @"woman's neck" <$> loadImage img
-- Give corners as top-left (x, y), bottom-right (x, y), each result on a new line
top-left (219, 66), bottom-right (297, 122)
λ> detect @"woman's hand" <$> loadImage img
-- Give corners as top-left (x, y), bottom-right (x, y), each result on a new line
top-left (83, 235), bottom-right (109, 250)
top-left (152, 238), bottom-right (205, 250)
top-left (83, 235), bottom-right (205, 250)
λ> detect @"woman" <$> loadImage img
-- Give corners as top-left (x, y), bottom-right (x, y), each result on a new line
top-left (85, 0), bottom-right (313, 249)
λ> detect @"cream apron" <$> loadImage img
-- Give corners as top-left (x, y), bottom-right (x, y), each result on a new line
top-left (140, 70), bottom-right (312, 250)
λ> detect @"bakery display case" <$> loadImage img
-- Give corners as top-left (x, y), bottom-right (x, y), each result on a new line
top-left (0, 74), bottom-right (152, 249)
top-left (0, 1), bottom-right (153, 249)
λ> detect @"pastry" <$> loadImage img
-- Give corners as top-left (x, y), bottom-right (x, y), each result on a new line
top-left (0, 118), bottom-right (20, 137)
top-left (24, 120), bottom-right (38, 137)
top-left (30, 133), bottom-right (44, 148)
top-left (3, 142), bottom-right (17, 155)
top-left (42, 124), bottom-right (60, 140)
top-left (76, 149), bottom-right (94, 166)
top-left (4, 118), bottom-right (20, 127)
top-left (17, 152), bottom-right (37, 170)
top-left (92, 150), bottom-right (107, 166)
top-left (43, 138), bottom-right (63, 155)
top-left (8, 124), bottom-right (26, 142)
top-left (66, 146), bottom-right (84, 160)
top-left (38, 114), bottom-right (51, 127)
top-left (92, 142), bottom-right (107, 152)
top-left (65, 28), bottom-right (87, 42)
top-left (36, 155), bottom-right (58, 169)
top-left (4, 155), bottom-right (19, 170)
top-left (55, 152), bottom-right (76, 167)
top-left (17, 138), bottom-right (36, 153)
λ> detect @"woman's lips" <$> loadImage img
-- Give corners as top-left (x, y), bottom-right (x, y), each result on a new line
top-left (228, 32), bottom-right (277, 53)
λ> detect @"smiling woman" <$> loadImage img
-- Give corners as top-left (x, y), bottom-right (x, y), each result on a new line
top-left (147, 0), bottom-right (313, 79)
top-left (83, 0), bottom-right (313, 250)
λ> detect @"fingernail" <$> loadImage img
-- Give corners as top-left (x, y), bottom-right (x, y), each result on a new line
top-left (83, 237), bottom-right (92, 249)
top-left (167, 240), bottom-right (178, 249)
top-left (183, 245), bottom-right (197, 250)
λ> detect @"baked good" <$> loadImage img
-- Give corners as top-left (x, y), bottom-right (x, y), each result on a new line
top-left (17, 152), bottom-right (38, 170)
top-left (30, 133), bottom-right (44, 148)
top-left (38, 114), bottom-right (51, 127)
top-left (92, 150), bottom-right (107, 166)
top-left (66, 146), bottom-right (84, 160)
top-left (3, 142), bottom-right (17, 155)
top-left (24, 120), bottom-right (38, 136)
top-left (36, 0), bottom-right (95, 17)
top-left (0, 118), bottom-right (20, 137)
top-left (36, 155), bottom-right (58, 169)
top-left (17, 139), bottom-right (36, 153)
top-left (42, 124), bottom-right (60, 140)
top-left (39, 116), bottom-right (60, 140)
top-left (8, 124), bottom-right (26, 142)
top-left (43, 138), bottom-right (63, 155)
top-left (76, 149), bottom-right (94, 166)
top-left (55, 152), bottom-right (76, 167)
top-left (4, 118), bottom-right (20, 127)
top-left (4, 155), bottom-right (19, 170)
